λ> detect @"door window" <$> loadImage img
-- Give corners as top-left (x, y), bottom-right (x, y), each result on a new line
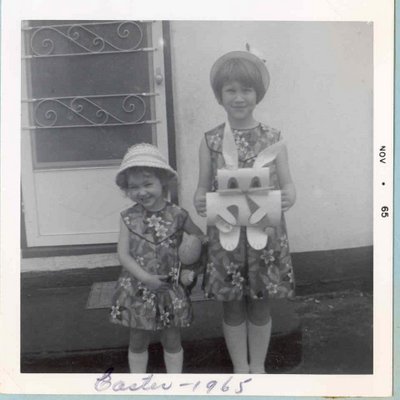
top-left (23, 20), bottom-right (158, 168)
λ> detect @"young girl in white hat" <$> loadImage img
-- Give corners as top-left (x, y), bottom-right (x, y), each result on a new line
top-left (194, 47), bottom-right (296, 373)
top-left (111, 143), bottom-right (204, 373)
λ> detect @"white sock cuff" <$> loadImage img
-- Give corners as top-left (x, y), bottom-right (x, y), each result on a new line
top-left (248, 318), bottom-right (272, 330)
top-left (222, 320), bottom-right (247, 331)
top-left (163, 348), bottom-right (183, 357)
top-left (129, 349), bottom-right (148, 356)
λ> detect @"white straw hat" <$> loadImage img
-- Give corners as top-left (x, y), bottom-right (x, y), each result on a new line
top-left (116, 143), bottom-right (177, 186)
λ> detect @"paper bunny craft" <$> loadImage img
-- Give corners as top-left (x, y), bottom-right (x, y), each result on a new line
top-left (206, 123), bottom-right (286, 251)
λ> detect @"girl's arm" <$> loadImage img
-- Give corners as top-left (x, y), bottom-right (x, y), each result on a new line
top-left (193, 137), bottom-right (212, 217)
top-left (118, 218), bottom-right (169, 291)
top-left (276, 145), bottom-right (296, 212)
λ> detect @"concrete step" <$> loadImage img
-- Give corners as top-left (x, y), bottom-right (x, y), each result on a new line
top-left (21, 283), bottom-right (302, 373)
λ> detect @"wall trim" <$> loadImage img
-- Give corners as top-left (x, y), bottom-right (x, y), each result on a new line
top-left (21, 243), bottom-right (117, 259)
top-left (21, 252), bottom-right (119, 273)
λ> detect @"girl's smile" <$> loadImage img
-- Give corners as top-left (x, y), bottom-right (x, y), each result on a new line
top-left (126, 171), bottom-right (166, 212)
top-left (220, 81), bottom-right (257, 128)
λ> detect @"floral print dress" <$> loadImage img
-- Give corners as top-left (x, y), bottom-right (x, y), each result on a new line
top-left (110, 202), bottom-right (193, 330)
top-left (203, 123), bottom-right (295, 301)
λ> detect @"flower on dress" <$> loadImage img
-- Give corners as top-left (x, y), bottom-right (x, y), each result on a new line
top-left (142, 289), bottom-right (156, 304)
top-left (207, 262), bottom-right (218, 280)
top-left (261, 249), bottom-right (275, 265)
top-left (279, 235), bottom-right (288, 248)
top-left (146, 214), bottom-right (162, 228)
top-left (172, 297), bottom-right (184, 310)
top-left (231, 271), bottom-right (244, 289)
top-left (233, 134), bottom-right (251, 159)
top-left (233, 134), bottom-right (249, 146)
top-left (135, 256), bottom-right (145, 266)
top-left (261, 125), bottom-right (276, 141)
top-left (144, 214), bottom-right (172, 240)
top-left (119, 277), bottom-right (132, 289)
top-left (160, 310), bottom-right (171, 326)
top-left (160, 238), bottom-right (174, 248)
top-left (225, 262), bottom-right (239, 275)
top-left (266, 282), bottom-right (279, 295)
top-left (155, 224), bottom-right (169, 238)
top-left (110, 301), bottom-right (122, 319)
top-left (209, 133), bottom-right (222, 148)
top-left (168, 267), bottom-right (179, 283)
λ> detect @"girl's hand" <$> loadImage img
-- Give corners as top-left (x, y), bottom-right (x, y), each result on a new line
top-left (275, 143), bottom-right (296, 212)
top-left (143, 274), bottom-right (170, 292)
top-left (194, 191), bottom-right (207, 217)
top-left (281, 184), bottom-right (296, 212)
top-left (180, 270), bottom-right (195, 287)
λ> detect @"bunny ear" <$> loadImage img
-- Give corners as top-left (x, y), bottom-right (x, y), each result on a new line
top-left (253, 140), bottom-right (286, 168)
top-left (222, 122), bottom-right (239, 169)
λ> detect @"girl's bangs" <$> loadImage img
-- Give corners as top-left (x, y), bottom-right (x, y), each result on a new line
top-left (220, 62), bottom-right (256, 87)
top-left (117, 166), bottom-right (169, 189)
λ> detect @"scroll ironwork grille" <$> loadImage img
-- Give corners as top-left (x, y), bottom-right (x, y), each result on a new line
top-left (22, 20), bottom-right (160, 168)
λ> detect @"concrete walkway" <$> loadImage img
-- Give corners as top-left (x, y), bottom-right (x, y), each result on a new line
top-left (21, 287), bottom-right (372, 374)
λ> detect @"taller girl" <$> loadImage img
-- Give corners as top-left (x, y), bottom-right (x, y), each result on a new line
top-left (194, 48), bottom-right (296, 373)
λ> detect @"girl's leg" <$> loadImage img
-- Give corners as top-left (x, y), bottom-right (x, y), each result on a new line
top-left (222, 299), bottom-right (249, 373)
top-left (247, 296), bottom-right (272, 373)
top-left (128, 328), bottom-right (151, 373)
top-left (160, 327), bottom-right (183, 373)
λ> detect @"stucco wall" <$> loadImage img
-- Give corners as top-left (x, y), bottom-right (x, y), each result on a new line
top-left (170, 21), bottom-right (373, 252)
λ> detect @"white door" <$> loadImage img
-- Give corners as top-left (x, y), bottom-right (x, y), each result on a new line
top-left (21, 21), bottom-right (169, 246)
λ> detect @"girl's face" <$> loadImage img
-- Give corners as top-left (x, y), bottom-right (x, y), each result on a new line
top-left (220, 81), bottom-right (257, 127)
top-left (126, 170), bottom-right (165, 211)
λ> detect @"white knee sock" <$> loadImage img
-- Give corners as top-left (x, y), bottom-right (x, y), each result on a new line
top-left (163, 348), bottom-right (183, 373)
top-left (128, 349), bottom-right (148, 373)
top-left (222, 320), bottom-right (250, 373)
top-left (248, 319), bottom-right (272, 373)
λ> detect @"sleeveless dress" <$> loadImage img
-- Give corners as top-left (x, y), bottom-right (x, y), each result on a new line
top-left (110, 202), bottom-right (193, 330)
top-left (203, 123), bottom-right (295, 301)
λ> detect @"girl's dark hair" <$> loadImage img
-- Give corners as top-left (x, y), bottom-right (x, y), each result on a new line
top-left (211, 57), bottom-right (266, 103)
top-left (116, 166), bottom-right (175, 192)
